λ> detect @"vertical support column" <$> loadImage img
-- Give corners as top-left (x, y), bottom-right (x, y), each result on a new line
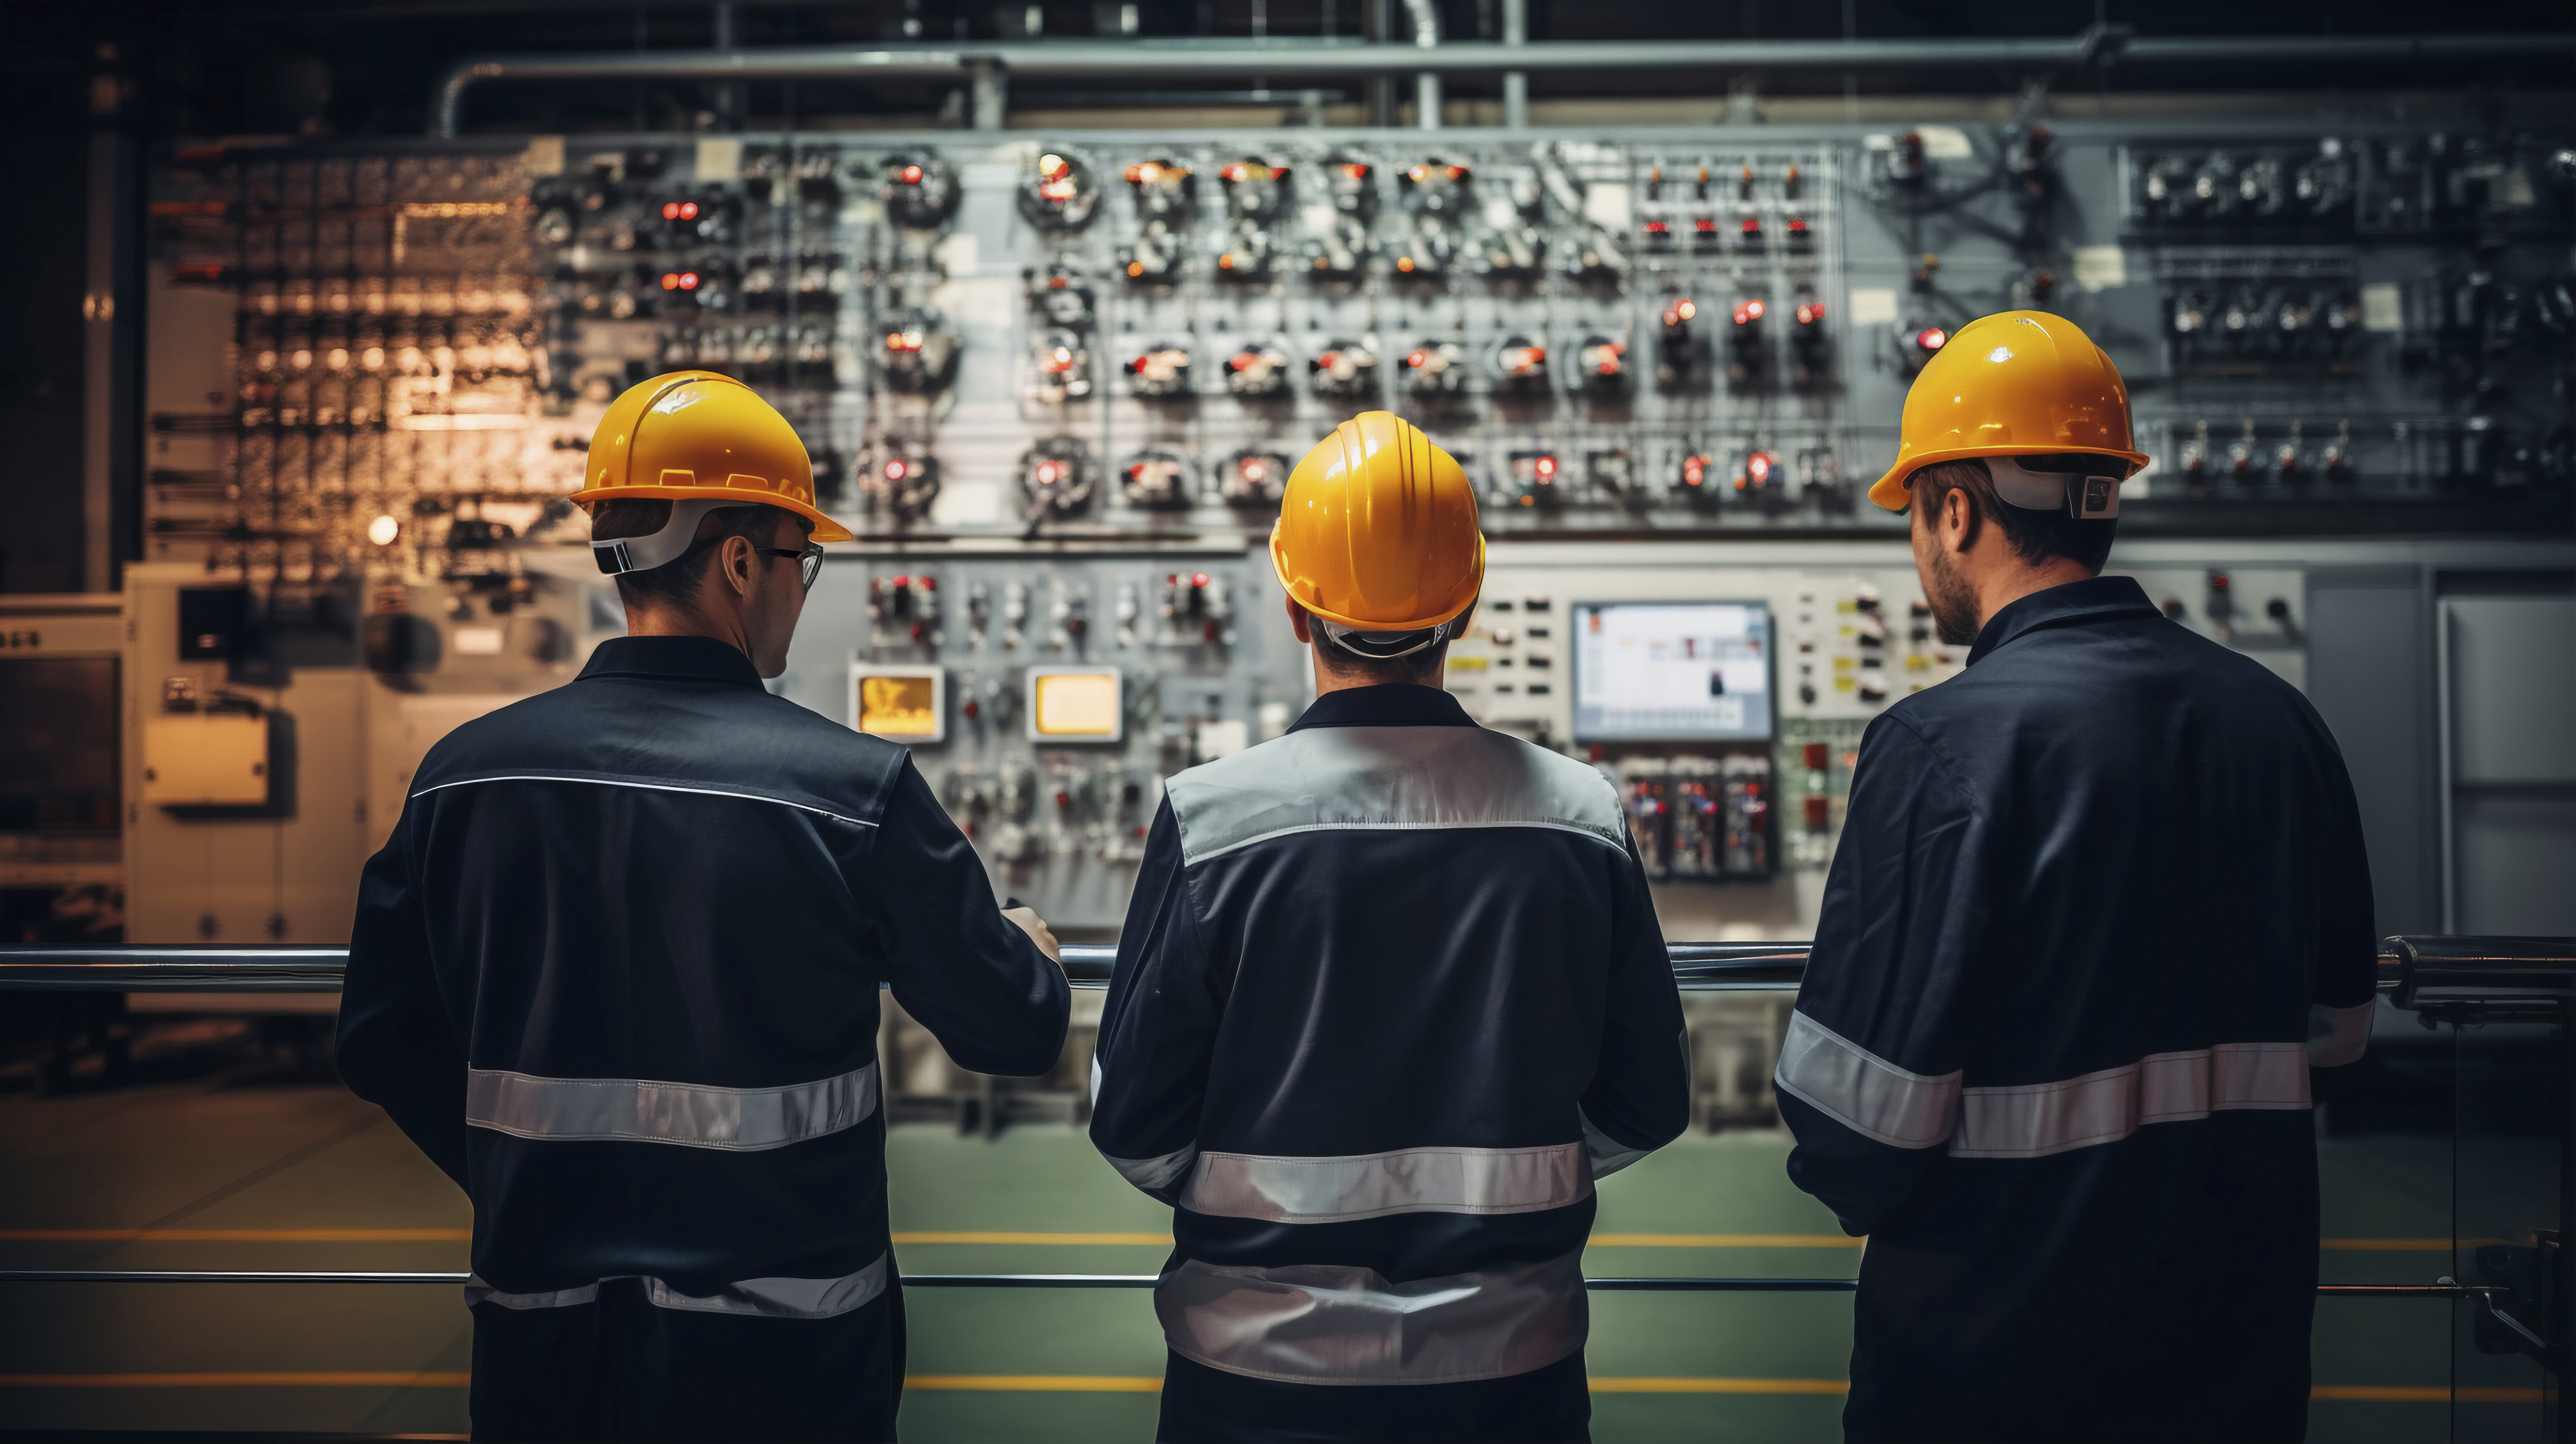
top-left (1366, 0), bottom-right (1396, 127)
top-left (1502, 0), bottom-right (1528, 129)
top-left (710, 1), bottom-right (743, 127)
top-left (972, 61), bottom-right (1008, 131)
top-left (82, 51), bottom-right (138, 595)
top-left (1404, 0), bottom-right (1440, 131)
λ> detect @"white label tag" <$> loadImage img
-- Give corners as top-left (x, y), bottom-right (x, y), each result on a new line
top-left (1582, 182), bottom-right (1632, 228)
top-left (522, 137), bottom-right (566, 178)
top-left (2361, 283), bottom-right (2404, 333)
top-left (693, 138), bottom-right (743, 183)
top-left (1914, 126), bottom-right (1973, 159)
top-left (933, 232), bottom-right (982, 275)
top-left (1848, 288), bottom-right (1899, 325)
top-left (2072, 245), bottom-right (2128, 292)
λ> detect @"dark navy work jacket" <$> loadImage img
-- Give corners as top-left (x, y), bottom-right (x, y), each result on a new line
top-left (1089, 684), bottom-right (1690, 1396)
top-left (1777, 576), bottom-right (2377, 1443)
top-left (338, 635), bottom-right (1067, 1321)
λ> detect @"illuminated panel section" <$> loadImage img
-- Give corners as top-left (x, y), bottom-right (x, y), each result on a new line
top-left (1025, 666), bottom-right (1123, 743)
top-left (850, 664), bottom-right (947, 745)
top-left (1570, 601), bottom-right (1775, 743)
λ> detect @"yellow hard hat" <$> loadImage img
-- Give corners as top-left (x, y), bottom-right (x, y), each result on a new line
top-left (1868, 311), bottom-right (2151, 512)
top-left (574, 371), bottom-right (855, 542)
top-left (1271, 411), bottom-right (1484, 633)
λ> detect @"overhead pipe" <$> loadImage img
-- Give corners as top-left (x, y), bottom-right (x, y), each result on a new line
top-left (1501, 0), bottom-right (1527, 129)
top-left (431, 31), bottom-right (2565, 136)
top-left (1401, 0), bottom-right (1440, 131)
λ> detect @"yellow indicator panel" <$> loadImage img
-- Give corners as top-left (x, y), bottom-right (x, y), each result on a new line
top-left (1027, 667), bottom-right (1122, 742)
top-left (849, 665), bottom-right (945, 744)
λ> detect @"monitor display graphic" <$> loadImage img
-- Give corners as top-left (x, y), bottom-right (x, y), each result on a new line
top-left (1570, 602), bottom-right (1774, 743)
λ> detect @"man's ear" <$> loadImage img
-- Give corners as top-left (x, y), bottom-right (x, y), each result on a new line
top-left (1285, 595), bottom-right (1314, 644)
top-left (1942, 486), bottom-right (1981, 553)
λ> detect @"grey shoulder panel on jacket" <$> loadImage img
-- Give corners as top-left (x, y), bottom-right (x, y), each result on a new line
top-left (1163, 725), bottom-right (1627, 866)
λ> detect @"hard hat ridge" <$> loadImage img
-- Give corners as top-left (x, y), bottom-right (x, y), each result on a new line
top-left (1271, 411), bottom-right (1485, 635)
top-left (1867, 311), bottom-right (2151, 512)
top-left (574, 370), bottom-right (856, 543)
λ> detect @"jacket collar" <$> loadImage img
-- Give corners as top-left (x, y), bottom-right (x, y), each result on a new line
top-left (577, 635), bottom-right (767, 689)
top-left (1966, 575), bottom-right (2163, 667)
top-left (1288, 683), bottom-right (1478, 731)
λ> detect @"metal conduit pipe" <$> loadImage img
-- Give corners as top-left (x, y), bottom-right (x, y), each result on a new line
top-left (1500, 0), bottom-right (1527, 130)
top-left (1401, 0), bottom-right (1441, 131)
top-left (428, 30), bottom-right (2568, 136)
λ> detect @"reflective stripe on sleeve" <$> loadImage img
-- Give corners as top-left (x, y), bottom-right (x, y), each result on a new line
top-left (1179, 1142), bottom-right (1590, 1223)
top-left (464, 1062), bottom-right (878, 1151)
top-left (464, 1253), bottom-right (889, 1320)
top-left (1577, 1108), bottom-right (1651, 1180)
top-left (2308, 1000), bottom-right (2374, 1068)
top-left (1948, 1042), bottom-right (2310, 1159)
top-left (1155, 1248), bottom-right (1587, 1386)
top-left (1771, 1010), bottom-right (1962, 1150)
top-left (1103, 1142), bottom-right (1199, 1192)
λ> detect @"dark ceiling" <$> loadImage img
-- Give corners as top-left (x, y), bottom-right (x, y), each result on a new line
top-left (5, 0), bottom-right (2572, 139)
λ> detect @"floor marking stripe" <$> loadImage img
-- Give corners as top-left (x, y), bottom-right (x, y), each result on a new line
top-left (2313, 1385), bottom-right (2543, 1402)
top-left (1591, 1378), bottom-right (1849, 1394)
top-left (0, 1373), bottom-right (2523, 1402)
top-left (0, 1230), bottom-right (2449, 1250)
top-left (1589, 1234), bottom-right (1860, 1248)
top-left (0, 1373), bottom-right (471, 1388)
top-left (905, 1375), bottom-right (1164, 1392)
top-left (0, 1229), bottom-right (471, 1243)
top-left (892, 1232), bottom-right (1173, 1245)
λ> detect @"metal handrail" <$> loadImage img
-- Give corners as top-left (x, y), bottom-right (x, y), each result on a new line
top-left (0, 942), bottom-right (1813, 992)
top-left (11, 939), bottom-right (2532, 995)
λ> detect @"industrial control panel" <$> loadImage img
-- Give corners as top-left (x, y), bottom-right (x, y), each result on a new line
top-left (123, 117), bottom-right (2575, 943)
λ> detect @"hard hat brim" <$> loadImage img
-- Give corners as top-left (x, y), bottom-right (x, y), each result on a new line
top-left (573, 484), bottom-right (857, 543)
top-left (1271, 527), bottom-right (1486, 634)
top-left (1868, 445), bottom-right (2153, 513)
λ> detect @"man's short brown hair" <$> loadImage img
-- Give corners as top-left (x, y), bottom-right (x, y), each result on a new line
top-left (590, 499), bottom-right (806, 611)
top-left (1907, 457), bottom-right (2119, 572)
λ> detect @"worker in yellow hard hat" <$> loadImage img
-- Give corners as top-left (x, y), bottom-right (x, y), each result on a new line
top-left (339, 372), bottom-right (1070, 1441)
top-left (1089, 411), bottom-right (1688, 1444)
top-left (1778, 315), bottom-right (2378, 1441)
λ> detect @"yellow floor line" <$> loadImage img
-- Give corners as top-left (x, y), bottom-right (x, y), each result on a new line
top-left (1589, 1234), bottom-right (1859, 1248)
top-left (892, 1232), bottom-right (1173, 1245)
top-left (0, 1229), bottom-right (2450, 1251)
top-left (2314, 1385), bottom-right (2543, 1402)
top-left (907, 1375), bottom-right (1164, 1392)
top-left (0, 1372), bottom-right (2522, 1402)
top-left (0, 1372), bottom-right (471, 1388)
top-left (0, 1229), bottom-right (470, 1243)
top-left (1591, 1377), bottom-right (1848, 1394)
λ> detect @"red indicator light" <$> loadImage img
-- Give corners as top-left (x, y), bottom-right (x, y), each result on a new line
top-left (1037, 462), bottom-right (1063, 484)
top-left (661, 202), bottom-right (680, 220)
top-left (1218, 254), bottom-right (1235, 270)
top-left (1395, 257), bottom-right (1417, 273)
top-left (1192, 572), bottom-right (1210, 587)
top-left (1741, 217), bottom-right (1762, 233)
top-left (678, 272), bottom-right (700, 291)
top-left (660, 273), bottom-right (681, 291)
top-left (1644, 220), bottom-right (1669, 234)
top-left (1665, 299), bottom-right (1698, 325)
top-left (1406, 349), bottom-right (1430, 368)
top-left (1734, 298), bottom-right (1766, 324)
top-left (1534, 457), bottom-right (1557, 479)
top-left (1796, 302), bottom-right (1826, 325)
top-left (1126, 261), bottom-right (1146, 277)
top-left (1695, 218), bottom-right (1718, 233)
top-left (1746, 453), bottom-right (1775, 484)
top-left (1916, 327), bottom-right (1949, 351)
top-left (680, 202), bottom-right (699, 220)
top-left (901, 165), bottom-right (924, 184)
top-left (885, 460), bottom-right (908, 480)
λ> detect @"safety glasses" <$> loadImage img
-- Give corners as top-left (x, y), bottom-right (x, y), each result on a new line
top-left (754, 542), bottom-right (826, 590)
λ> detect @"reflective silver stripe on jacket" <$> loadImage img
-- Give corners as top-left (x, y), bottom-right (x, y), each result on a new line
top-left (1181, 1142), bottom-right (1590, 1224)
top-left (1104, 1141), bottom-right (1200, 1192)
top-left (410, 772), bottom-right (879, 830)
top-left (464, 1253), bottom-right (888, 1320)
top-left (2308, 1000), bottom-right (2374, 1068)
top-left (1577, 1108), bottom-right (1650, 1180)
top-left (1948, 1042), bottom-right (2311, 1159)
top-left (1771, 1010), bottom-right (1962, 1150)
top-left (1155, 1249), bottom-right (1587, 1386)
top-left (465, 1061), bottom-right (878, 1151)
top-left (1163, 726), bottom-right (1627, 866)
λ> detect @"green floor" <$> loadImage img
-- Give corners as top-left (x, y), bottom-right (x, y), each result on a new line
top-left (0, 1064), bottom-right (2542, 1440)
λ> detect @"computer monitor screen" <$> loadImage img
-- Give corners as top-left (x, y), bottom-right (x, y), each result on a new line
top-left (1570, 602), bottom-right (1774, 743)
top-left (851, 665), bottom-right (945, 743)
top-left (1027, 667), bottom-right (1123, 742)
